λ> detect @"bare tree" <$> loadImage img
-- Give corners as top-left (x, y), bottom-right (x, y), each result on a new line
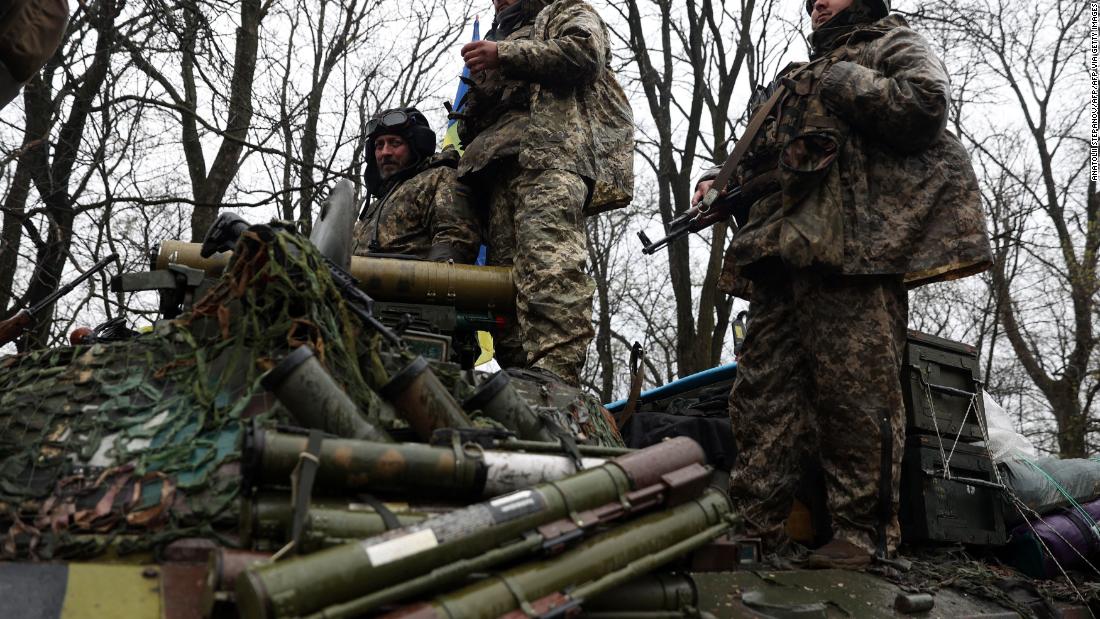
top-left (0, 0), bottom-right (125, 349)
top-left (120, 0), bottom-right (267, 241)
top-left (913, 0), bottom-right (1097, 456)
top-left (602, 0), bottom-right (795, 377)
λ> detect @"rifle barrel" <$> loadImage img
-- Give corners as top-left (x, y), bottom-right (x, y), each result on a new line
top-left (30, 252), bottom-right (119, 314)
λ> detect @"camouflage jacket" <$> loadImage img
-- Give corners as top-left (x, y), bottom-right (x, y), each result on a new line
top-left (716, 15), bottom-right (991, 293)
top-left (457, 0), bottom-right (634, 214)
top-left (353, 150), bottom-right (481, 263)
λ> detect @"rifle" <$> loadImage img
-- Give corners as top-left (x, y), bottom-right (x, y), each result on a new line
top-left (636, 186), bottom-right (746, 255)
top-left (0, 253), bottom-right (120, 347)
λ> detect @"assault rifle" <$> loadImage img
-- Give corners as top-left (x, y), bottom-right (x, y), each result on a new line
top-left (0, 253), bottom-right (119, 346)
top-left (637, 185), bottom-right (747, 255)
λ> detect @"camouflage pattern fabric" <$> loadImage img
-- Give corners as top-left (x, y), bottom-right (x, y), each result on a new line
top-left (0, 225), bottom-right (396, 559)
top-left (457, 0), bottom-right (634, 214)
top-left (0, 0), bottom-right (67, 81)
top-left (728, 267), bottom-right (907, 554)
top-left (486, 163), bottom-right (593, 386)
top-left (0, 0), bottom-right (67, 108)
top-left (716, 14), bottom-right (991, 296)
top-left (353, 150), bottom-right (481, 263)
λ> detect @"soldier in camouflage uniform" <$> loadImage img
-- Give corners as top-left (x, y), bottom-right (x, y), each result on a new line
top-left (457, 0), bottom-right (633, 386)
top-left (695, 0), bottom-right (992, 566)
top-left (353, 107), bottom-right (481, 263)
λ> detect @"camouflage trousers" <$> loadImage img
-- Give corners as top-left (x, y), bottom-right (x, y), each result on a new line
top-left (486, 163), bottom-right (595, 385)
top-left (728, 267), bottom-right (907, 554)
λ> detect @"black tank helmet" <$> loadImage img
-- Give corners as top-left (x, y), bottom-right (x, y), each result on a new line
top-left (805, 0), bottom-right (889, 18)
top-left (364, 106), bottom-right (438, 197)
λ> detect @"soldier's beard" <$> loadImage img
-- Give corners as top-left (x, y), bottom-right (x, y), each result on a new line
top-left (378, 158), bottom-right (401, 179)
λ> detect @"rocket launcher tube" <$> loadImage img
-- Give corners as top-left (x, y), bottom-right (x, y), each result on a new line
top-left (304, 463), bottom-right (712, 618)
top-left (235, 437), bottom-right (708, 619)
top-left (261, 346), bottom-right (393, 442)
top-left (241, 494), bottom-right (432, 552)
top-left (244, 429), bottom-right (488, 499)
top-left (581, 574), bottom-right (698, 612)
top-left (463, 371), bottom-right (558, 442)
top-left (244, 429), bottom-right (606, 500)
top-left (378, 356), bottom-right (473, 440)
top-left (382, 489), bottom-right (732, 619)
top-left (155, 241), bottom-right (516, 309)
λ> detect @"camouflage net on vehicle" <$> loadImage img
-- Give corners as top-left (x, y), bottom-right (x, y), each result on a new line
top-left (0, 224), bottom-right (391, 560)
top-left (0, 223), bottom-right (623, 560)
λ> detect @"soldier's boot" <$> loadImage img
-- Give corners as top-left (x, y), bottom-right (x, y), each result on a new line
top-left (804, 539), bottom-right (872, 569)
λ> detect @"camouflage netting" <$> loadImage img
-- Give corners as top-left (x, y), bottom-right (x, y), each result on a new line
top-left (0, 224), bottom-right (392, 560)
top-left (0, 223), bottom-right (623, 560)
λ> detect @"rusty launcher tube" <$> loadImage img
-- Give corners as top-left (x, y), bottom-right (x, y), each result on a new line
top-left (383, 489), bottom-right (732, 619)
top-left (243, 429), bottom-right (606, 500)
top-left (235, 437), bottom-right (708, 619)
top-left (155, 241), bottom-right (515, 309)
top-left (242, 429), bottom-right (488, 499)
top-left (261, 346), bottom-right (393, 442)
top-left (202, 548), bottom-right (272, 616)
top-left (379, 356), bottom-right (472, 440)
top-left (462, 371), bottom-right (557, 442)
top-left (240, 493), bottom-right (430, 552)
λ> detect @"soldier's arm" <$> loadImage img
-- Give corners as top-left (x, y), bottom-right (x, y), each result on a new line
top-left (427, 170), bottom-right (482, 264)
top-left (818, 27), bottom-right (950, 153)
top-left (496, 4), bottom-right (607, 87)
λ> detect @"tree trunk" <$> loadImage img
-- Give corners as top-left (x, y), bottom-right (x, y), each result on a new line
top-left (189, 0), bottom-right (263, 240)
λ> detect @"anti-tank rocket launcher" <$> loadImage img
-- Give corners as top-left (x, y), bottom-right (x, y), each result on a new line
top-left (141, 181), bottom-right (515, 367)
top-left (235, 437), bottom-right (714, 619)
top-left (242, 427), bottom-right (615, 501)
top-left (382, 489), bottom-right (733, 619)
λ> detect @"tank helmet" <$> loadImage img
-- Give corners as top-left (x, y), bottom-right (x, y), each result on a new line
top-left (364, 106), bottom-right (437, 196)
top-left (365, 107), bottom-right (437, 157)
top-left (805, 0), bottom-right (890, 18)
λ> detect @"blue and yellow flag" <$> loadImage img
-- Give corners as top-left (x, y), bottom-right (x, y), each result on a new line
top-left (443, 17), bottom-right (480, 153)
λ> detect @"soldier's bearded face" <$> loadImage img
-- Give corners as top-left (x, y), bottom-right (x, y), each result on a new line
top-left (375, 135), bottom-right (413, 179)
top-left (493, 0), bottom-right (518, 12)
top-left (811, 0), bottom-right (853, 29)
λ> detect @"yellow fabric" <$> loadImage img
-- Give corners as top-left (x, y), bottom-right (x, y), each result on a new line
top-left (475, 330), bottom-right (495, 366)
top-left (62, 564), bottom-right (161, 618)
top-left (443, 121), bottom-right (463, 154)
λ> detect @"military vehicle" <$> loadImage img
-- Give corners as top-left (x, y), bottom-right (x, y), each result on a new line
top-left (0, 183), bottom-right (1097, 618)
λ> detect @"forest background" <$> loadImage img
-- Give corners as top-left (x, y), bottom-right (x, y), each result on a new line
top-left (0, 0), bottom-right (1094, 457)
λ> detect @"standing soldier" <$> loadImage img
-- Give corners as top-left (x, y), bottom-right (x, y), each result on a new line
top-left (694, 0), bottom-right (992, 566)
top-left (457, 0), bottom-right (634, 386)
top-left (353, 107), bottom-right (482, 263)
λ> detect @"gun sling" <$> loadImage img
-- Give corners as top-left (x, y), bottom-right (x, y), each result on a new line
top-left (699, 83), bottom-right (788, 213)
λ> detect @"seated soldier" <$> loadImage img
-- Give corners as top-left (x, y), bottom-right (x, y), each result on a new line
top-left (353, 107), bottom-right (481, 263)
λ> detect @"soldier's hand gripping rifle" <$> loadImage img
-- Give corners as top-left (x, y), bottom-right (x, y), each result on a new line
top-left (0, 253), bottom-right (120, 347)
top-left (638, 81), bottom-right (790, 256)
top-left (200, 212), bottom-right (402, 347)
top-left (636, 186), bottom-right (745, 255)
